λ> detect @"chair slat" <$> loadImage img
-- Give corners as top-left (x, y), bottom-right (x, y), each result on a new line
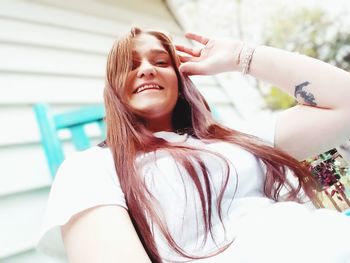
top-left (70, 125), bottom-right (91, 150)
top-left (54, 105), bottom-right (105, 129)
top-left (34, 104), bottom-right (65, 176)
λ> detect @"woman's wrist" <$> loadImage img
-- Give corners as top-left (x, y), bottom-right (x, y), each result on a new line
top-left (236, 43), bottom-right (257, 75)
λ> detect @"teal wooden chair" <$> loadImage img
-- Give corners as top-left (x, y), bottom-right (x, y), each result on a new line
top-left (34, 103), bottom-right (106, 178)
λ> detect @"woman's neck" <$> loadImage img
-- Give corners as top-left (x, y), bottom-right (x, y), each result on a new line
top-left (144, 115), bottom-right (173, 132)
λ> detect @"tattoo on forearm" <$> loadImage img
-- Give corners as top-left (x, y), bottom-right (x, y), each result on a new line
top-left (294, 81), bottom-right (317, 106)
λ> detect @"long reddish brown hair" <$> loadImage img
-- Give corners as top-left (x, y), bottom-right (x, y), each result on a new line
top-left (103, 27), bottom-right (320, 262)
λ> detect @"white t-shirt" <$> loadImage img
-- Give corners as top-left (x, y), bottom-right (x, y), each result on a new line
top-left (36, 116), bottom-right (350, 263)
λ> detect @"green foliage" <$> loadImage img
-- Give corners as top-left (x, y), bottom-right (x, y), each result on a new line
top-left (264, 8), bottom-right (331, 57)
top-left (263, 86), bottom-right (296, 110)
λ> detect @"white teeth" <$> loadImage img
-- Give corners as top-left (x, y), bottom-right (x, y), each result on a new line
top-left (136, 84), bottom-right (161, 93)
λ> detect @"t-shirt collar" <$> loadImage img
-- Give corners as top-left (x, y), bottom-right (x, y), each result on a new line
top-left (153, 131), bottom-right (189, 143)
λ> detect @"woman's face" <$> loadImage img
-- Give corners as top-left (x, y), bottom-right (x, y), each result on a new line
top-left (123, 33), bottom-right (179, 130)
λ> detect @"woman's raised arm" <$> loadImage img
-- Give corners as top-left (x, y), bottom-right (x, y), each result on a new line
top-left (62, 205), bottom-right (151, 263)
top-left (250, 45), bottom-right (350, 160)
top-left (176, 33), bottom-right (350, 160)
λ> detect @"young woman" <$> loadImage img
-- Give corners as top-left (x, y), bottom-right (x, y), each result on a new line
top-left (37, 27), bottom-right (350, 263)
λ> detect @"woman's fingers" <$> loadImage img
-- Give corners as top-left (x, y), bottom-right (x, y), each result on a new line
top-left (175, 33), bottom-right (209, 56)
top-left (178, 61), bottom-right (208, 75)
top-left (177, 54), bottom-right (194, 63)
top-left (175, 32), bottom-right (212, 75)
top-left (184, 32), bottom-right (210, 45)
top-left (175, 44), bottom-right (201, 57)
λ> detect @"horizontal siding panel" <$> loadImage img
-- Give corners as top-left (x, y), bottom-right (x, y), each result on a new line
top-left (0, 188), bottom-right (50, 258)
top-left (0, 1), bottom-right (132, 37)
top-left (0, 107), bottom-right (41, 145)
top-left (97, 0), bottom-right (177, 21)
top-left (0, 0), bottom-right (182, 37)
top-left (0, 145), bottom-right (51, 196)
top-left (0, 43), bottom-right (106, 77)
top-left (0, 17), bottom-right (115, 54)
top-left (30, 0), bottom-right (182, 34)
top-left (0, 135), bottom-right (104, 196)
top-left (0, 74), bottom-right (104, 104)
top-left (0, 106), bottom-right (104, 145)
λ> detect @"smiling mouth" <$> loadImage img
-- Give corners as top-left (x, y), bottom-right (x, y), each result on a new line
top-left (134, 84), bottom-right (164, 94)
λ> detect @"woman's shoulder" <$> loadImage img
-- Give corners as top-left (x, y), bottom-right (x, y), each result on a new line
top-left (49, 145), bottom-right (125, 212)
top-left (37, 146), bottom-right (127, 260)
top-left (60, 145), bottom-right (113, 170)
top-left (65, 144), bottom-right (111, 160)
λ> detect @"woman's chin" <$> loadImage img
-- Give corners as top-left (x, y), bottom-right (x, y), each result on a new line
top-left (134, 106), bottom-right (172, 120)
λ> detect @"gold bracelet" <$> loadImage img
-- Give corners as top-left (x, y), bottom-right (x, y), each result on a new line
top-left (239, 45), bottom-right (256, 75)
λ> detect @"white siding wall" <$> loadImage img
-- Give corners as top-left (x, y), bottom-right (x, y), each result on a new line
top-left (0, 0), bottom-right (234, 262)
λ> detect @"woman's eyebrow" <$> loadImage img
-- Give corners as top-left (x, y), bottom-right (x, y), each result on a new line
top-left (149, 49), bottom-right (168, 55)
top-left (132, 49), bottom-right (168, 56)
top-left (149, 48), bottom-right (169, 56)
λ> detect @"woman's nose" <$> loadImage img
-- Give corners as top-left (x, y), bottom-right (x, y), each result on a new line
top-left (137, 60), bottom-right (156, 78)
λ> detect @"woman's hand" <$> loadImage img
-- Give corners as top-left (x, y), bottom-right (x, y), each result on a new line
top-left (176, 33), bottom-right (243, 75)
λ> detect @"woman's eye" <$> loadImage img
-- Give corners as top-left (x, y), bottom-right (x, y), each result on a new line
top-left (131, 60), bottom-right (140, 70)
top-left (155, 60), bottom-right (168, 66)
